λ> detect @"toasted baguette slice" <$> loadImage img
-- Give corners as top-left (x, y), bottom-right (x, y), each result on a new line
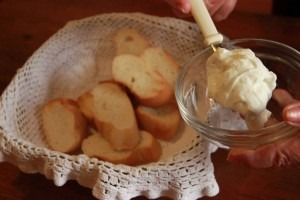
top-left (142, 47), bottom-right (180, 86)
top-left (112, 54), bottom-right (173, 107)
top-left (81, 132), bottom-right (134, 165)
top-left (113, 27), bottom-right (150, 56)
top-left (77, 91), bottom-right (94, 121)
top-left (81, 130), bottom-right (162, 166)
top-left (136, 104), bottom-right (181, 140)
top-left (131, 130), bottom-right (162, 165)
top-left (91, 82), bottom-right (140, 150)
top-left (42, 98), bottom-right (87, 153)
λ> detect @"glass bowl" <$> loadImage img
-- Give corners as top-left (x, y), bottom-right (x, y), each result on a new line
top-left (175, 38), bottom-right (300, 149)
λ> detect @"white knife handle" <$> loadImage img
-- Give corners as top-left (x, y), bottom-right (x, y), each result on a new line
top-left (189, 0), bottom-right (223, 46)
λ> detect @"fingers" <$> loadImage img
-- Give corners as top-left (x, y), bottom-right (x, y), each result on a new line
top-left (228, 132), bottom-right (300, 168)
top-left (203, 0), bottom-right (237, 21)
top-left (272, 88), bottom-right (298, 107)
top-left (171, 7), bottom-right (191, 18)
top-left (211, 0), bottom-right (237, 21)
top-left (283, 103), bottom-right (300, 127)
top-left (203, 0), bottom-right (225, 16)
top-left (165, 0), bottom-right (236, 21)
top-left (273, 89), bottom-right (300, 127)
top-left (165, 0), bottom-right (191, 15)
top-left (227, 147), bottom-right (276, 168)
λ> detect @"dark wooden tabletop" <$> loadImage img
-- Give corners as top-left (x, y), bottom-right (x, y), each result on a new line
top-left (1, 0), bottom-right (300, 200)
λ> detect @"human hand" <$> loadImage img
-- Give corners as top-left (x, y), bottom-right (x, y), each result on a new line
top-left (164, 0), bottom-right (237, 21)
top-left (227, 89), bottom-right (300, 168)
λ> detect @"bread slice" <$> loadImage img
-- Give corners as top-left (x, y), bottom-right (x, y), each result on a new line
top-left (141, 47), bottom-right (180, 86)
top-left (81, 132), bottom-right (134, 165)
top-left (136, 104), bottom-right (181, 140)
top-left (112, 54), bottom-right (174, 107)
top-left (113, 27), bottom-right (150, 56)
top-left (91, 82), bottom-right (140, 150)
top-left (42, 98), bottom-right (87, 153)
top-left (131, 130), bottom-right (162, 165)
top-left (77, 91), bottom-right (94, 121)
top-left (81, 130), bottom-right (162, 166)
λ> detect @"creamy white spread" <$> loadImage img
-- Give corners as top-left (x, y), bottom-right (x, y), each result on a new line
top-left (206, 47), bottom-right (277, 129)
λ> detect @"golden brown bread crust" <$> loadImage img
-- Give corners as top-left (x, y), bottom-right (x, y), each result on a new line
top-left (113, 27), bottom-right (150, 56)
top-left (136, 104), bottom-right (181, 141)
top-left (141, 47), bottom-right (180, 87)
top-left (42, 98), bottom-right (88, 153)
top-left (81, 130), bottom-right (161, 166)
top-left (77, 91), bottom-right (94, 121)
top-left (81, 132), bottom-right (135, 165)
top-left (131, 130), bottom-right (162, 165)
top-left (112, 54), bottom-right (174, 107)
top-left (90, 82), bottom-right (140, 151)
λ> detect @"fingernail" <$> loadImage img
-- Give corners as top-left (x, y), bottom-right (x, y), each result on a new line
top-left (180, 7), bottom-right (188, 14)
top-left (285, 106), bottom-right (300, 122)
top-left (213, 14), bottom-right (224, 22)
top-left (178, 2), bottom-right (190, 14)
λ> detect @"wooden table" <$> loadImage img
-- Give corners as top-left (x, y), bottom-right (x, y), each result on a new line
top-left (1, 1), bottom-right (300, 199)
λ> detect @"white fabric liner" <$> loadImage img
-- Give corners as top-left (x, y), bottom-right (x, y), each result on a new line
top-left (0, 13), bottom-right (219, 200)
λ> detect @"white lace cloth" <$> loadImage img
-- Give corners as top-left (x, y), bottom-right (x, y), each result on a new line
top-left (0, 13), bottom-right (219, 200)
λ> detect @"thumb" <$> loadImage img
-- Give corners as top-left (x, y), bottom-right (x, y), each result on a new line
top-left (283, 102), bottom-right (300, 127)
top-left (272, 88), bottom-right (298, 107)
top-left (227, 145), bottom-right (277, 168)
top-left (273, 88), bottom-right (300, 127)
top-left (227, 132), bottom-right (300, 168)
top-left (203, 0), bottom-right (224, 15)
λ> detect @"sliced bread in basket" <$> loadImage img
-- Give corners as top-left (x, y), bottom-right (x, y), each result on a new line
top-left (90, 82), bottom-right (140, 151)
top-left (113, 27), bottom-right (150, 56)
top-left (136, 104), bottom-right (181, 141)
top-left (42, 98), bottom-right (88, 153)
top-left (141, 47), bottom-right (180, 87)
top-left (112, 54), bottom-right (173, 107)
top-left (81, 129), bottom-right (162, 166)
top-left (77, 91), bottom-right (94, 122)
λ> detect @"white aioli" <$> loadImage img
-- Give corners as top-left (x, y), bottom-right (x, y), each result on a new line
top-left (206, 48), bottom-right (277, 129)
